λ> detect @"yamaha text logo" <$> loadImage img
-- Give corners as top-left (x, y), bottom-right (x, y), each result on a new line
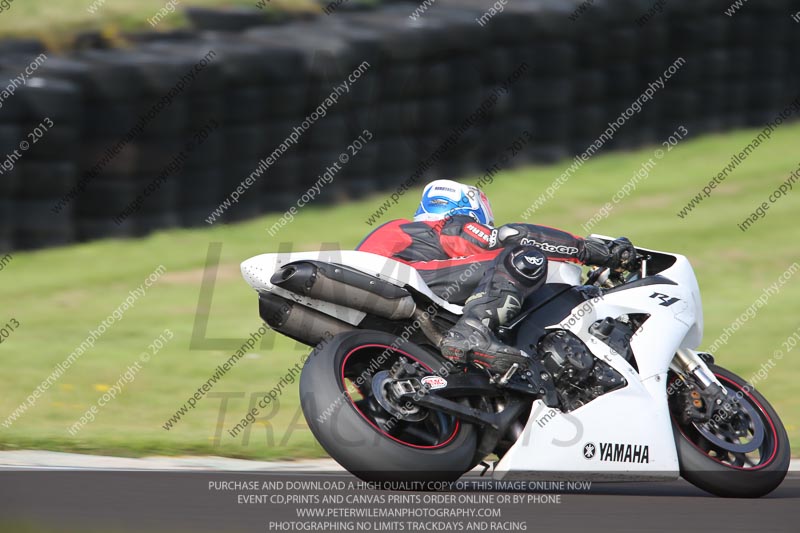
top-left (584, 441), bottom-right (650, 463)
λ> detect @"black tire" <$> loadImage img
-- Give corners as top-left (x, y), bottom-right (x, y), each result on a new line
top-left (0, 72), bottom-right (26, 122)
top-left (518, 79), bottom-right (573, 110)
top-left (605, 28), bottom-right (638, 61)
top-left (179, 170), bottom-right (221, 209)
top-left (226, 85), bottom-right (266, 124)
top-left (355, 101), bottom-right (420, 136)
top-left (527, 143), bottom-right (568, 164)
top-left (380, 64), bottom-right (422, 99)
top-left (344, 176), bottom-right (380, 200)
top-left (132, 212), bottom-right (179, 237)
top-left (448, 57), bottom-right (482, 92)
top-left (0, 38), bottom-right (45, 56)
top-left (124, 30), bottom-right (196, 46)
top-left (604, 63), bottom-right (639, 99)
top-left (261, 191), bottom-right (296, 213)
top-left (17, 77), bottom-right (82, 124)
top-left (0, 198), bottom-right (13, 245)
top-left (183, 131), bottom-right (223, 172)
top-left (134, 175), bottom-right (178, 215)
top-left (300, 330), bottom-right (477, 482)
top-left (225, 165), bottom-right (262, 220)
top-left (421, 61), bottom-right (451, 95)
top-left (671, 363), bottom-right (790, 498)
top-left (0, 124), bottom-right (20, 158)
top-left (135, 138), bottom-right (185, 175)
top-left (79, 139), bottom-right (138, 178)
top-left (262, 153), bottom-right (301, 192)
top-left (13, 200), bottom-right (75, 249)
top-left (76, 50), bottom-right (145, 100)
top-left (75, 179), bottom-right (137, 217)
top-left (178, 206), bottom-right (218, 228)
top-left (128, 52), bottom-right (197, 95)
top-left (20, 122), bottom-right (80, 161)
top-left (14, 225), bottom-right (75, 250)
top-left (249, 29), bottom-right (360, 84)
top-left (416, 99), bottom-right (452, 133)
top-left (0, 167), bottom-right (18, 197)
top-left (483, 46), bottom-right (515, 84)
top-left (572, 70), bottom-right (607, 104)
top-left (76, 217), bottom-right (135, 241)
top-left (518, 43), bottom-right (575, 77)
top-left (84, 103), bottom-right (140, 138)
top-left (138, 42), bottom-right (225, 92)
top-left (18, 161), bottom-right (77, 198)
top-left (222, 125), bottom-right (262, 165)
top-left (571, 105), bottom-right (606, 139)
top-left (374, 138), bottom-right (417, 172)
top-left (186, 94), bottom-right (225, 130)
top-left (305, 113), bottom-right (349, 149)
top-left (136, 96), bottom-right (188, 137)
top-left (264, 83), bottom-right (309, 117)
top-left (185, 7), bottom-right (283, 32)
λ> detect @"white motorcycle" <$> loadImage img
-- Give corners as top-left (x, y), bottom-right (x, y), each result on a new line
top-left (241, 236), bottom-right (789, 497)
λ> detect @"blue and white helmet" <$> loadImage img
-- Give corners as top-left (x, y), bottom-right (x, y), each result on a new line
top-left (413, 179), bottom-right (494, 226)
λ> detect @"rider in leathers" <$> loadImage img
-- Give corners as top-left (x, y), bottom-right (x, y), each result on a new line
top-left (357, 180), bottom-right (636, 373)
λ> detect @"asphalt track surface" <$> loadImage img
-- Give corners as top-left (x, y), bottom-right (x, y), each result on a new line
top-left (0, 469), bottom-right (797, 533)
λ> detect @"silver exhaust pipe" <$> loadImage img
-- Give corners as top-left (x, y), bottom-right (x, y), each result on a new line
top-left (259, 292), bottom-right (354, 346)
top-left (271, 261), bottom-right (416, 320)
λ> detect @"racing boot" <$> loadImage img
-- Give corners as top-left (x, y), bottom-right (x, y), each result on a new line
top-left (439, 293), bottom-right (530, 373)
top-left (440, 246), bottom-right (547, 373)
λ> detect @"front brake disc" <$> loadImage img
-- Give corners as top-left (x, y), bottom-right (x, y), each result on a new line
top-left (693, 395), bottom-right (764, 454)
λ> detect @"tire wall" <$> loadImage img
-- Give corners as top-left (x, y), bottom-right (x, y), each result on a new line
top-left (0, 0), bottom-right (796, 251)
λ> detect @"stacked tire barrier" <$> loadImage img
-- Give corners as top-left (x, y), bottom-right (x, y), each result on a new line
top-left (0, 0), bottom-right (797, 251)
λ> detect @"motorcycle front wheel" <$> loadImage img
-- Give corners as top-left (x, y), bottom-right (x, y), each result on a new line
top-left (300, 330), bottom-right (477, 482)
top-left (671, 363), bottom-right (790, 497)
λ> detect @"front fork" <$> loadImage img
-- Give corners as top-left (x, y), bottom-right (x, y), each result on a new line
top-left (669, 349), bottom-right (735, 423)
top-left (670, 349), bottom-right (725, 392)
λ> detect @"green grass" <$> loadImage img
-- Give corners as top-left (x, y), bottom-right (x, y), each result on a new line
top-left (1, 123), bottom-right (799, 459)
top-left (0, 0), bottom-right (320, 41)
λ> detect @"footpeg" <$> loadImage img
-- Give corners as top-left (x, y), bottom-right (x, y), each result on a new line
top-left (495, 363), bottom-right (519, 386)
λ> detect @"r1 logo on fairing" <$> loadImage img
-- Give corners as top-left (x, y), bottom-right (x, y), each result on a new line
top-left (649, 292), bottom-right (680, 307)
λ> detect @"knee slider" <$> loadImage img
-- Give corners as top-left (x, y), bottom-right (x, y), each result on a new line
top-left (504, 246), bottom-right (547, 288)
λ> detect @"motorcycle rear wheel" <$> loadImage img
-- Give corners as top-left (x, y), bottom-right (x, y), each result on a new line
top-left (300, 330), bottom-right (477, 482)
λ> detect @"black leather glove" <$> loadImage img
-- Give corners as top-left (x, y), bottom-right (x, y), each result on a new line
top-left (607, 237), bottom-right (636, 271)
top-left (580, 236), bottom-right (636, 270)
